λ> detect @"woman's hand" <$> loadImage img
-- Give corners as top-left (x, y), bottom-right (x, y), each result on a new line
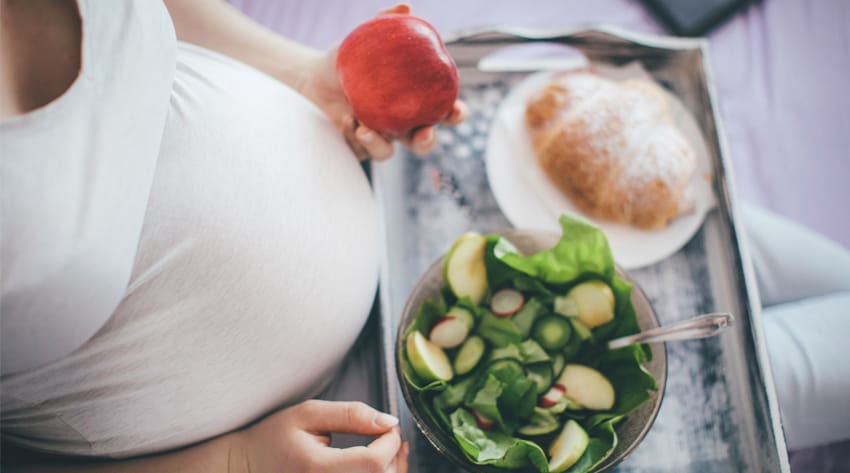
top-left (298, 4), bottom-right (467, 161)
top-left (231, 400), bottom-right (409, 473)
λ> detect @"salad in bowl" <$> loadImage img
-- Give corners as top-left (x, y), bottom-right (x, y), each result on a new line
top-left (397, 215), bottom-right (665, 473)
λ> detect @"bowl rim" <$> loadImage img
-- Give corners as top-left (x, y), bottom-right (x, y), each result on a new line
top-left (395, 228), bottom-right (668, 473)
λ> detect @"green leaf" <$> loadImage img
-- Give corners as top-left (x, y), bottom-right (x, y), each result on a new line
top-left (434, 376), bottom-right (478, 427)
top-left (496, 215), bottom-right (615, 284)
top-left (450, 409), bottom-right (549, 472)
top-left (405, 299), bottom-right (446, 338)
top-left (476, 310), bottom-right (523, 347)
top-left (466, 374), bottom-right (507, 431)
top-left (512, 297), bottom-right (547, 338)
top-left (518, 339), bottom-right (551, 365)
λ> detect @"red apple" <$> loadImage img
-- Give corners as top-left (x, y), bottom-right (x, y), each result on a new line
top-left (336, 13), bottom-right (459, 137)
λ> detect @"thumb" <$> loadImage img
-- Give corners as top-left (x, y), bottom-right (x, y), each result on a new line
top-left (294, 400), bottom-right (399, 435)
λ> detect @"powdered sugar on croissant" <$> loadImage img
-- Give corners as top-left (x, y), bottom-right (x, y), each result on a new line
top-left (525, 72), bottom-right (696, 230)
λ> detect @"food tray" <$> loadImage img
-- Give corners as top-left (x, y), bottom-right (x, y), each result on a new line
top-left (370, 26), bottom-right (790, 472)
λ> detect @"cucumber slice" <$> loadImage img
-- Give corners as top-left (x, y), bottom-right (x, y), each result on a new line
top-left (512, 297), bottom-right (545, 338)
top-left (517, 407), bottom-right (560, 437)
top-left (551, 353), bottom-right (566, 379)
top-left (525, 363), bottom-right (554, 395)
top-left (453, 335), bottom-right (486, 376)
top-left (532, 315), bottom-right (573, 350)
top-left (442, 233), bottom-right (488, 304)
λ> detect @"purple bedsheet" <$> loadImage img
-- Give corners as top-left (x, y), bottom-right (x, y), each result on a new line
top-left (229, 0), bottom-right (850, 250)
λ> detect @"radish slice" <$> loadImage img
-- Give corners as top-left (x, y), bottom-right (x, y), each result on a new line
top-left (472, 409), bottom-right (496, 430)
top-left (538, 384), bottom-right (566, 408)
top-left (429, 316), bottom-right (470, 349)
top-left (491, 289), bottom-right (525, 318)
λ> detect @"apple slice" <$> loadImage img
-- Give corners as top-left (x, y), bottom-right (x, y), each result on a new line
top-left (538, 384), bottom-right (566, 408)
top-left (548, 420), bottom-right (590, 473)
top-left (471, 409), bottom-right (496, 430)
top-left (563, 281), bottom-right (616, 329)
top-left (442, 233), bottom-right (488, 305)
top-left (556, 364), bottom-right (615, 411)
top-left (406, 331), bottom-right (453, 382)
top-left (490, 288), bottom-right (524, 317)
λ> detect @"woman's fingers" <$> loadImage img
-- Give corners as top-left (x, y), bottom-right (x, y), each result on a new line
top-left (406, 127), bottom-right (436, 156)
top-left (396, 441), bottom-right (410, 473)
top-left (442, 100), bottom-right (469, 125)
top-left (325, 427), bottom-right (402, 473)
top-left (345, 99), bottom-right (468, 160)
top-left (403, 100), bottom-right (468, 156)
top-left (356, 125), bottom-right (395, 161)
top-left (294, 400), bottom-right (399, 435)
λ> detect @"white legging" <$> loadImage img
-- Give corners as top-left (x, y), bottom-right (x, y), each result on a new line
top-left (744, 205), bottom-right (850, 450)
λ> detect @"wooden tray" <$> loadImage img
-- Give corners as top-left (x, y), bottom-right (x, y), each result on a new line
top-left (370, 26), bottom-right (790, 473)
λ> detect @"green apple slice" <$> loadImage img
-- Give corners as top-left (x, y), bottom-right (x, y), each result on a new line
top-left (442, 233), bottom-right (488, 305)
top-left (564, 280), bottom-right (615, 328)
top-left (548, 419), bottom-right (590, 473)
top-left (556, 364), bottom-right (615, 411)
top-left (406, 331), bottom-right (453, 382)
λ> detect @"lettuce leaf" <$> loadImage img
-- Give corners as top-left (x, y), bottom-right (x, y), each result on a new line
top-left (476, 310), bottom-right (524, 347)
top-left (450, 409), bottom-right (549, 472)
top-left (494, 215), bottom-right (615, 284)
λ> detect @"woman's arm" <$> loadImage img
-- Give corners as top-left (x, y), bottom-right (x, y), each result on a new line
top-left (162, 0), bottom-right (466, 160)
top-left (162, 0), bottom-right (320, 96)
top-left (6, 400), bottom-right (407, 473)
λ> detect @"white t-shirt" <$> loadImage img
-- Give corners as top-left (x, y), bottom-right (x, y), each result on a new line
top-left (0, 0), bottom-right (379, 458)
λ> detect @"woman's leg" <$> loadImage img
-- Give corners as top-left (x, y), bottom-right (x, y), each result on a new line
top-left (743, 204), bottom-right (850, 450)
top-left (761, 292), bottom-right (850, 450)
top-left (743, 204), bottom-right (850, 306)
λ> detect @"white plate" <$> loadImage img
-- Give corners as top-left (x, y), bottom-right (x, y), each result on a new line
top-left (485, 67), bottom-right (716, 269)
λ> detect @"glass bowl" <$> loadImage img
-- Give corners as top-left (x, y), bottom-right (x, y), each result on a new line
top-left (395, 228), bottom-right (667, 472)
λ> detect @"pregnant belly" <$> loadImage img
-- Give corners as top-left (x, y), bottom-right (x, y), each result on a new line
top-left (122, 43), bottom-right (380, 452)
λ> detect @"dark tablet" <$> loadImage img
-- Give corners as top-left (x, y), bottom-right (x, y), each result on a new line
top-left (642, 0), bottom-right (754, 36)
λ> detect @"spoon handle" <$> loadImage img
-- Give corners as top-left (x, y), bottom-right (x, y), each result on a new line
top-left (607, 312), bottom-right (735, 350)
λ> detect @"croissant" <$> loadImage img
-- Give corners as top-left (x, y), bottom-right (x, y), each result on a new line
top-left (525, 72), bottom-right (696, 230)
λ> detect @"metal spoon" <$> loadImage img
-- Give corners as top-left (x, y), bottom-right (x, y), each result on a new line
top-left (607, 312), bottom-right (735, 350)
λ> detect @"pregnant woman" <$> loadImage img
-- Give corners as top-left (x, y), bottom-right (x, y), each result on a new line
top-left (0, 1), bottom-right (464, 471)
